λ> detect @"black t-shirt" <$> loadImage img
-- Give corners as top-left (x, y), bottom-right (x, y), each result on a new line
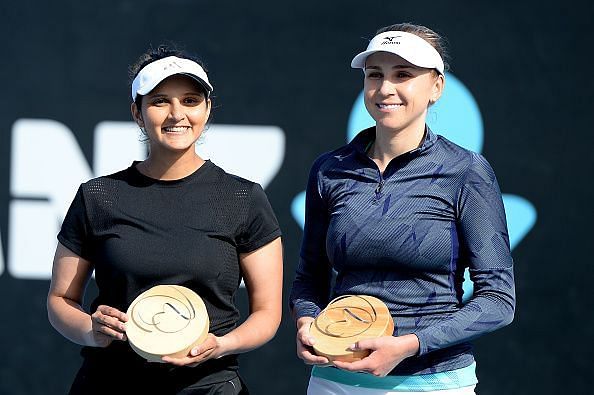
top-left (58, 160), bottom-right (281, 390)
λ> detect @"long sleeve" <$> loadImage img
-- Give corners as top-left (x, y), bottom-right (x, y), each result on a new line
top-left (289, 157), bottom-right (333, 320)
top-left (414, 153), bottom-right (516, 355)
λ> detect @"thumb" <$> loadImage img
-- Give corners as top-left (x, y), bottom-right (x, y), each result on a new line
top-left (350, 338), bottom-right (376, 351)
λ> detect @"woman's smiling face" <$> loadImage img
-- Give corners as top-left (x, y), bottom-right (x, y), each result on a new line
top-left (363, 51), bottom-right (443, 134)
top-left (133, 74), bottom-right (211, 156)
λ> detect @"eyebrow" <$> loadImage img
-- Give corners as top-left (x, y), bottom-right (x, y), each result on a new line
top-left (364, 65), bottom-right (414, 70)
top-left (146, 92), bottom-right (204, 98)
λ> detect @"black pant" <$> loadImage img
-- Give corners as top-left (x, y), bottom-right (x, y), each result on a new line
top-left (69, 357), bottom-right (248, 395)
top-left (176, 375), bottom-right (249, 395)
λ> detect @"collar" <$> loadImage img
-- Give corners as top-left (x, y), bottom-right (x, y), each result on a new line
top-left (349, 126), bottom-right (437, 158)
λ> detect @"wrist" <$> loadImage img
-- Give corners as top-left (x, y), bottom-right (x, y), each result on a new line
top-left (83, 316), bottom-right (95, 347)
top-left (216, 334), bottom-right (234, 358)
top-left (402, 334), bottom-right (420, 357)
top-left (296, 316), bottom-right (315, 330)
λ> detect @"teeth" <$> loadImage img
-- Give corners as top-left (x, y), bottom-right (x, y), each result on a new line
top-left (163, 126), bottom-right (189, 133)
top-left (377, 104), bottom-right (402, 109)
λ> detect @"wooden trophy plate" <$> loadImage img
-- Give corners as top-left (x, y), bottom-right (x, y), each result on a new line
top-left (126, 285), bottom-right (209, 363)
top-left (310, 295), bottom-right (394, 362)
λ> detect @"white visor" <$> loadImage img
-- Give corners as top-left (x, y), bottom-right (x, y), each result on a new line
top-left (351, 31), bottom-right (444, 75)
top-left (131, 56), bottom-right (213, 101)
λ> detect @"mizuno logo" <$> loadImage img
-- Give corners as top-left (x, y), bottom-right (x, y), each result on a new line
top-left (381, 36), bottom-right (401, 45)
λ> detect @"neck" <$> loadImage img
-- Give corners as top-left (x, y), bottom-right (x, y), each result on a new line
top-left (138, 151), bottom-right (205, 180)
top-left (370, 120), bottom-right (426, 172)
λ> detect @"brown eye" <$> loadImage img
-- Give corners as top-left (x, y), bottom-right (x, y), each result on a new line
top-left (152, 98), bottom-right (168, 105)
top-left (366, 72), bottom-right (382, 79)
top-left (183, 96), bottom-right (203, 105)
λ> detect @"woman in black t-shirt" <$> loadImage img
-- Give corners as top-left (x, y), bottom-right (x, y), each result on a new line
top-left (47, 45), bottom-right (283, 395)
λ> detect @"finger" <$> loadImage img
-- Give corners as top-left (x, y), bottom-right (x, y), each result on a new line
top-left (161, 356), bottom-right (193, 366)
top-left (190, 335), bottom-right (217, 357)
top-left (190, 342), bottom-right (216, 357)
top-left (163, 348), bottom-right (213, 366)
top-left (92, 308), bottom-right (126, 326)
top-left (297, 331), bottom-right (316, 347)
top-left (92, 315), bottom-right (126, 340)
top-left (349, 339), bottom-right (376, 351)
top-left (297, 345), bottom-right (329, 365)
top-left (300, 352), bottom-right (330, 365)
top-left (332, 359), bottom-right (370, 372)
top-left (96, 305), bottom-right (128, 322)
top-left (93, 314), bottom-right (127, 335)
top-left (97, 325), bottom-right (127, 340)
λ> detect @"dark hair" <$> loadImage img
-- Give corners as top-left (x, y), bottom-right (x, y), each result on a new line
top-left (129, 43), bottom-right (210, 109)
top-left (375, 23), bottom-right (450, 73)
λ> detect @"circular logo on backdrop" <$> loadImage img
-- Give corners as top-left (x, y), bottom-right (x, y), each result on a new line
top-left (292, 72), bottom-right (536, 301)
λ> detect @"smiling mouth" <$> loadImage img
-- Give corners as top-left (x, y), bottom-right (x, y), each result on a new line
top-left (162, 126), bottom-right (191, 133)
top-left (376, 103), bottom-right (403, 110)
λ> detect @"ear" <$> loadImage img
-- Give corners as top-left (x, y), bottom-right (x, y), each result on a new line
top-left (205, 98), bottom-right (212, 122)
top-left (131, 102), bottom-right (144, 127)
top-left (430, 73), bottom-right (445, 105)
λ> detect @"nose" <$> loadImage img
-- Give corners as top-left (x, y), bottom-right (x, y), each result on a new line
top-left (168, 100), bottom-right (186, 122)
top-left (378, 79), bottom-right (396, 96)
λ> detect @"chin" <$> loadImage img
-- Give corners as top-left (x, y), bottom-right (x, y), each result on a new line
top-left (376, 119), bottom-right (405, 132)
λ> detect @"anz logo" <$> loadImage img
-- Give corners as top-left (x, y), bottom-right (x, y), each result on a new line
top-left (291, 73), bottom-right (537, 301)
top-left (0, 121), bottom-right (285, 280)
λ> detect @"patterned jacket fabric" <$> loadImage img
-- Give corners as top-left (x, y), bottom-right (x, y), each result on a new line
top-left (289, 127), bottom-right (515, 375)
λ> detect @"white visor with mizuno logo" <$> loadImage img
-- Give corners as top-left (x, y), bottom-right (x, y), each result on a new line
top-left (351, 31), bottom-right (444, 75)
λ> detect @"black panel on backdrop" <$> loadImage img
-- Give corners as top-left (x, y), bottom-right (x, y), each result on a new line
top-left (1, 1), bottom-right (592, 394)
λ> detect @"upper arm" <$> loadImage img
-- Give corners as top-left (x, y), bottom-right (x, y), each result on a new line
top-left (458, 154), bottom-right (512, 271)
top-left (288, 157), bottom-right (333, 318)
top-left (48, 242), bottom-right (94, 305)
top-left (239, 237), bottom-right (283, 314)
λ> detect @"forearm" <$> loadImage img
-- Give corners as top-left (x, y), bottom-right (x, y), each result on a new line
top-left (415, 267), bottom-right (515, 355)
top-left (289, 257), bottom-right (332, 320)
top-left (218, 308), bottom-right (281, 356)
top-left (47, 295), bottom-right (93, 346)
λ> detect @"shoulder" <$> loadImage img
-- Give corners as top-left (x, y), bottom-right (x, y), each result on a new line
top-left (80, 167), bottom-right (131, 193)
top-left (206, 162), bottom-right (268, 203)
top-left (433, 134), bottom-right (495, 178)
top-left (80, 166), bottom-right (137, 192)
top-left (309, 144), bottom-right (355, 176)
top-left (310, 127), bottom-right (375, 173)
top-left (208, 162), bottom-right (259, 189)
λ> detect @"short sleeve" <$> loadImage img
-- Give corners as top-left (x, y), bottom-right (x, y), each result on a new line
top-left (235, 183), bottom-right (281, 253)
top-left (57, 185), bottom-right (91, 259)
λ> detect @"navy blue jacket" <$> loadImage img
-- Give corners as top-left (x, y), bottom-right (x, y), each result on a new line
top-left (289, 127), bottom-right (515, 375)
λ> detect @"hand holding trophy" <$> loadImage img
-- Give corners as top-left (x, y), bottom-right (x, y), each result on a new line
top-left (310, 295), bottom-right (394, 363)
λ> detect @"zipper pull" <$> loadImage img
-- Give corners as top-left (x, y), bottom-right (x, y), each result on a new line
top-left (375, 180), bottom-right (384, 195)
top-left (372, 180), bottom-right (384, 205)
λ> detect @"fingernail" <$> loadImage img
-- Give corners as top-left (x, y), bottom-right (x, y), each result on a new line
top-left (191, 348), bottom-right (198, 356)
